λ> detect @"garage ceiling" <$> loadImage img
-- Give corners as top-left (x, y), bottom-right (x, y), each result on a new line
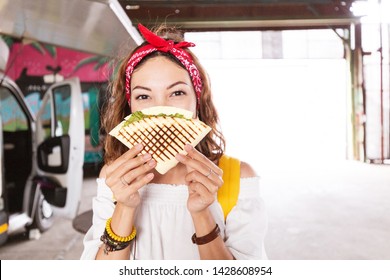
top-left (119, 0), bottom-right (361, 31)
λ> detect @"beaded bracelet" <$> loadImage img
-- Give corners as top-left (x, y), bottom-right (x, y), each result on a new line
top-left (100, 218), bottom-right (137, 254)
top-left (105, 218), bottom-right (137, 242)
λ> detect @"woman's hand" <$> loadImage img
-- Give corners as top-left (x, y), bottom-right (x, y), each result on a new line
top-left (104, 143), bottom-right (156, 209)
top-left (175, 144), bottom-right (223, 214)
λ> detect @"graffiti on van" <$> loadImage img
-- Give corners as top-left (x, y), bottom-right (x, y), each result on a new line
top-left (0, 91), bottom-right (28, 131)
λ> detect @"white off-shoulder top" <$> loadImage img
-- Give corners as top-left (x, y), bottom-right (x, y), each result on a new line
top-left (81, 177), bottom-right (267, 260)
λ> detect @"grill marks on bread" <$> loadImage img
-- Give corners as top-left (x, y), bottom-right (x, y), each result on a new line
top-left (116, 115), bottom-right (210, 171)
top-left (110, 106), bottom-right (211, 174)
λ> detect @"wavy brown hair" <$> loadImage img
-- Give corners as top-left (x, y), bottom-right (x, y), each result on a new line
top-left (101, 25), bottom-right (225, 165)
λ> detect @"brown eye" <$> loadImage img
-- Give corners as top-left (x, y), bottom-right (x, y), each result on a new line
top-left (171, 91), bottom-right (185, 97)
top-left (135, 94), bottom-right (149, 100)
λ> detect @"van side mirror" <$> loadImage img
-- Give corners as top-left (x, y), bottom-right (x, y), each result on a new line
top-left (37, 135), bottom-right (70, 174)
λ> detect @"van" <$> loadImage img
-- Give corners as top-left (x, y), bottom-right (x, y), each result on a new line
top-left (0, 41), bottom-right (85, 245)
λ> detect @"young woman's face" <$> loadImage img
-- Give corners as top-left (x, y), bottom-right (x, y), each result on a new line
top-left (130, 56), bottom-right (197, 117)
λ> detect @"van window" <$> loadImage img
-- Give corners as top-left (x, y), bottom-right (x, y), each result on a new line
top-left (36, 84), bottom-right (72, 140)
top-left (53, 85), bottom-right (71, 136)
top-left (39, 95), bottom-right (52, 139)
top-left (0, 87), bottom-right (28, 132)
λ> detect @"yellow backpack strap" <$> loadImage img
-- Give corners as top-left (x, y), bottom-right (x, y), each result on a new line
top-left (217, 154), bottom-right (241, 221)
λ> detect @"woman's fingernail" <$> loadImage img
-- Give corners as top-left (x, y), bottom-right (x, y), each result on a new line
top-left (149, 159), bottom-right (156, 167)
top-left (135, 143), bottom-right (143, 151)
top-left (143, 153), bottom-right (151, 160)
top-left (185, 144), bottom-right (192, 151)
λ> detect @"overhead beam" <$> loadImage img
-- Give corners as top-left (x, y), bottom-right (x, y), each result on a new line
top-left (139, 18), bottom-right (360, 31)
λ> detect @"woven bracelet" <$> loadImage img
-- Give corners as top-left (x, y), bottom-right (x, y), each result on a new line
top-left (101, 231), bottom-right (131, 254)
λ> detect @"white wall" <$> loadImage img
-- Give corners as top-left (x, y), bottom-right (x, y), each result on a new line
top-left (203, 59), bottom-right (348, 173)
top-left (187, 29), bottom-right (348, 173)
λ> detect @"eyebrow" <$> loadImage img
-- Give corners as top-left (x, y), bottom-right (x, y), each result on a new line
top-left (166, 81), bottom-right (189, 89)
top-left (132, 81), bottom-right (189, 92)
top-left (132, 85), bottom-right (151, 91)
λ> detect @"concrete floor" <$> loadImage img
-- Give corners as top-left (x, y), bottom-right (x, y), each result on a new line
top-left (0, 159), bottom-right (389, 260)
top-left (262, 160), bottom-right (390, 260)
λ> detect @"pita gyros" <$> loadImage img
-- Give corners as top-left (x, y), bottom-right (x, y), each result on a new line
top-left (109, 106), bottom-right (211, 174)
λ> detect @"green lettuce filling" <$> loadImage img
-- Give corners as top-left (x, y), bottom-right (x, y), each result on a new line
top-left (122, 111), bottom-right (189, 127)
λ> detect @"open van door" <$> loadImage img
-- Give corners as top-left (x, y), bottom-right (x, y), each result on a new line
top-left (35, 77), bottom-right (84, 219)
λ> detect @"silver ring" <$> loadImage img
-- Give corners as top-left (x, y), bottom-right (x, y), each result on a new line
top-left (205, 168), bottom-right (212, 178)
top-left (120, 176), bottom-right (130, 186)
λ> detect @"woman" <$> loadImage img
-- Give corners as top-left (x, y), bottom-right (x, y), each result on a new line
top-left (81, 24), bottom-right (267, 260)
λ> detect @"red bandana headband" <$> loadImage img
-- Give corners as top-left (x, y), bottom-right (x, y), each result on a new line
top-left (125, 24), bottom-right (203, 106)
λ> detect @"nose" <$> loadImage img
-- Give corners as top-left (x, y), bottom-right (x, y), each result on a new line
top-left (152, 95), bottom-right (169, 107)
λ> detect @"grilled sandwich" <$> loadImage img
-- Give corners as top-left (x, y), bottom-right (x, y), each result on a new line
top-left (109, 106), bottom-right (211, 174)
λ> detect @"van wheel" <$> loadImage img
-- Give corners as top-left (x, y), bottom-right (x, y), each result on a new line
top-left (31, 191), bottom-right (54, 232)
